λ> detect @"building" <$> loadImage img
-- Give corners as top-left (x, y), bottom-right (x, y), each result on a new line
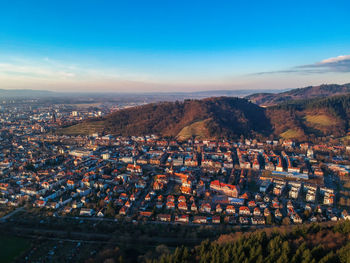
top-left (80, 208), bottom-right (94, 216)
top-left (158, 214), bottom-right (171, 222)
top-left (210, 180), bottom-right (239, 197)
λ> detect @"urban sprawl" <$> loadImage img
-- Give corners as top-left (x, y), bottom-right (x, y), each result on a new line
top-left (1, 100), bottom-right (350, 228)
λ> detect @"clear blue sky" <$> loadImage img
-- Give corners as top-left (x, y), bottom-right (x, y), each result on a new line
top-left (0, 0), bottom-right (350, 92)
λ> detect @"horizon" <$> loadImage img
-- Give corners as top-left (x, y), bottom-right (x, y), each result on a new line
top-left (1, 1), bottom-right (350, 92)
top-left (0, 86), bottom-right (291, 94)
top-left (2, 83), bottom-right (350, 95)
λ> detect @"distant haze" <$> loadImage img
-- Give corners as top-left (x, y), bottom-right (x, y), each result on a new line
top-left (0, 88), bottom-right (284, 100)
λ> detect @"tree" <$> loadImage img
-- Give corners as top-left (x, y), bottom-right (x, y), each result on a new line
top-left (156, 245), bottom-right (170, 256)
top-left (338, 242), bottom-right (350, 263)
top-left (304, 209), bottom-right (311, 219)
top-left (266, 214), bottom-right (273, 225)
top-left (106, 202), bottom-right (115, 217)
top-left (282, 217), bottom-right (290, 225)
top-left (301, 249), bottom-right (313, 263)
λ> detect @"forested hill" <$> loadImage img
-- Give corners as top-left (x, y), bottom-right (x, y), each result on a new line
top-left (246, 83), bottom-right (350, 106)
top-left (59, 97), bottom-right (272, 140)
top-left (58, 94), bottom-right (350, 141)
top-left (151, 221), bottom-right (350, 263)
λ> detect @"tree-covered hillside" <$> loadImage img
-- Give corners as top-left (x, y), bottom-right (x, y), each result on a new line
top-left (59, 97), bottom-right (272, 140)
top-left (151, 221), bottom-right (350, 263)
top-left (59, 94), bottom-right (350, 141)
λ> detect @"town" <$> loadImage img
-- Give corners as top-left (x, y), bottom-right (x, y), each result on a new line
top-left (2, 1), bottom-right (350, 261)
top-left (1, 100), bottom-right (350, 229)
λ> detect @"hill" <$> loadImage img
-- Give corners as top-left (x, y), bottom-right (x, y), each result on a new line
top-left (246, 83), bottom-right (350, 106)
top-left (59, 94), bottom-right (350, 141)
top-left (58, 97), bottom-right (272, 140)
top-left (265, 94), bottom-right (350, 140)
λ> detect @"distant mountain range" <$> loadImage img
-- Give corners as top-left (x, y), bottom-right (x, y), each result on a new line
top-left (245, 83), bottom-right (350, 106)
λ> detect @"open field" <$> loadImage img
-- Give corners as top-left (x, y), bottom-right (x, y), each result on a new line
top-left (177, 119), bottom-right (212, 140)
top-left (304, 114), bottom-right (334, 126)
top-left (280, 129), bottom-right (303, 139)
top-left (57, 121), bottom-right (106, 135)
top-left (0, 236), bottom-right (31, 263)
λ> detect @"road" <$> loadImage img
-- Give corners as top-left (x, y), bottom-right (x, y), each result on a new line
top-left (0, 206), bottom-right (25, 222)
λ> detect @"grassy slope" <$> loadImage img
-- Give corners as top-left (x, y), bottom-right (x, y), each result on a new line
top-left (304, 114), bottom-right (334, 126)
top-left (280, 129), bottom-right (304, 139)
top-left (57, 121), bottom-right (105, 135)
top-left (176, 119), bottom-right (212, 140)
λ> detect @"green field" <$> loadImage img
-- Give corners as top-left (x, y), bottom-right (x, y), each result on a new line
top-left (0, 236), bottom-right (31, 263)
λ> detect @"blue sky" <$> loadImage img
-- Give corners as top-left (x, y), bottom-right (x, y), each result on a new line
top-left (0, 0), bottom-right (350, 92)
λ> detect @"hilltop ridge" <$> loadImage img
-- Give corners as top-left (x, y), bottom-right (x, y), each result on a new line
top-left (245, 83), bottom-right (350, 106)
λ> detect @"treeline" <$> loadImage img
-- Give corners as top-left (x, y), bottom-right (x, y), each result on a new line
top-left (151, 221), bottom-right (350, 263)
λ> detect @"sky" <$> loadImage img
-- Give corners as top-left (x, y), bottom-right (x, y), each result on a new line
top-left (0, 0), bottom-right (350, 92)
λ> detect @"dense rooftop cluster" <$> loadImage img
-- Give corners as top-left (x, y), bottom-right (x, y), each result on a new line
top-left (1, 101), bottom-right (350, 227)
